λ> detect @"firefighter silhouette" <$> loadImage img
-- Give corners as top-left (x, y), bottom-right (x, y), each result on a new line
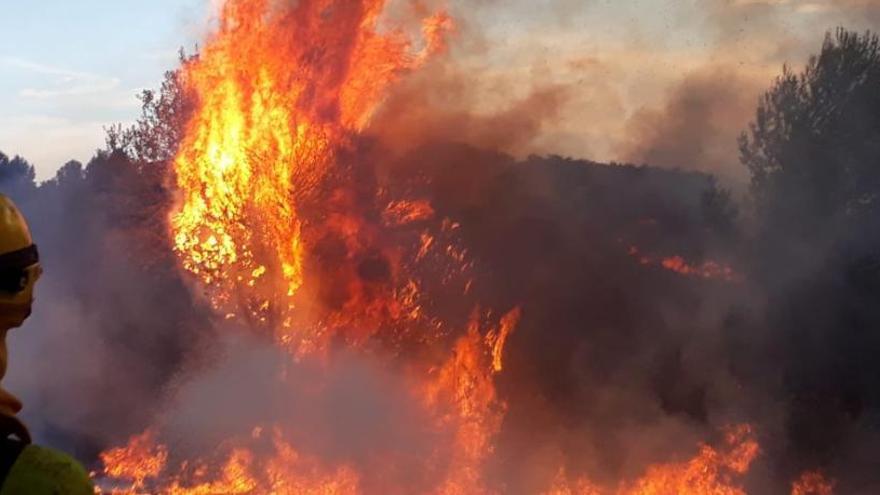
top-left (0, 194), bottom-right (93, 494)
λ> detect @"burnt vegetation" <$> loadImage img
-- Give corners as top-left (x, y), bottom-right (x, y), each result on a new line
top-left (2, 28), bottom-right (880, 491)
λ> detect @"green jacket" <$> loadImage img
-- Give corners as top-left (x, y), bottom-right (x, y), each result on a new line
top-left (0, 444), bottom-right (94, 495)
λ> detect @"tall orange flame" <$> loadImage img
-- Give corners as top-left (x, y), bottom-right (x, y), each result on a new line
top-left (170, 0), bottom-right (450, 350)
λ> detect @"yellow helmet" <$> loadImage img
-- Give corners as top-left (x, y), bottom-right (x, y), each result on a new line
top-left (0, 195), bottom-right (41, 330)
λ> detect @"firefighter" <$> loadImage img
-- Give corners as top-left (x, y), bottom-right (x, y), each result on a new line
top-left (0, 194), bottom-right (94, 494)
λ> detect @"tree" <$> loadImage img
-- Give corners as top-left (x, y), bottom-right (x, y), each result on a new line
top-left (106, 51), bottom-right (197, 164)
top-left (700, 179), bottom-right (739, 241)
top-left (42, 160), bottom-right (85, 189)
top-left (738, 29), bottom-right (880, 474)
top-left (740, 29), bottom-right (880, 241)
top-left (0, 152), bottom-right (37, 203)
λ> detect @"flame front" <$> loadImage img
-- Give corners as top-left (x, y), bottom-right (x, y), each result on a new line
top-left (543, 425), bottom-right (759, 495)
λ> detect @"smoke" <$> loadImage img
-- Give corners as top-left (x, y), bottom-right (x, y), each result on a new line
top-left (0, 137), bottom-right (842, 491)
top-left (1, 153), bottom-right (216, 462)
top-left (369, 62), bottom-right (569, 158)
top-left (619, 68), bottom-right (762, 184)
top-left (375, 142), bottom-right (763, 489)
top-left (366, 21), bottom-right (880, 484)
top-left (370, 132), bottom-right (878, 491)
top-left (368, 1), bottom-right (582, 159)
top-left (151, 330), bottom-right (448, 493)
top-left (377, 0), bottom-right (880, 185)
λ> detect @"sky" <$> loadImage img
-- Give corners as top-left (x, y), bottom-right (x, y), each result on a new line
top-left (1, 0), bottom-right (879, 182)
top-left (0, 0), bottom-right (205, 179)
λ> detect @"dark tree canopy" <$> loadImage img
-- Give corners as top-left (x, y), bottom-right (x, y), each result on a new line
top-left (43, 160), bottom-right (85, 189)
top-left (738, 29), bottom-right (880, 478)
top-left (741, 29), bottom-right (880, 240)
top-left (0, 152), bottom-right (37, 203)
top-left (106, 52), bottom-right (196, 164)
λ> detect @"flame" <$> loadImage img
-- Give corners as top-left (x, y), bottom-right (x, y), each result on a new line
top-left (626, 246), bottom-right (741, 282)
top-left (103, 428), bottom-right (360, 494)
top-left (382, 199), bottom-right (436, 227)
top-left (543, 468), bottom-right (603, 495)
top-left (660, 256), bottom-right (740, 282)
top-left (423, 310), bottom-right (519, 494)
top-left (542, 425), bottom-right (759, 495)
top-left (166, 450), bottom-right (259, 495)
top-left (619, 424), bottom-right (759, 495)
top-left (99, 307), bottom-right (516, 494)
top-left (790, 471), bottom-right (835, 495)
top-left (485, 307), bottom-right (521, 373)
top-left (170, 0), bottom-right (450, 350)
top-left (100, 430), bottom-right (168, 490)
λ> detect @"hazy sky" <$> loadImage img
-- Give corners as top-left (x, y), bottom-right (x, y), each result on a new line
top-left (1, 0), bottom-right (878, 181)
top-left (449, 0), bottom-right (880, 183)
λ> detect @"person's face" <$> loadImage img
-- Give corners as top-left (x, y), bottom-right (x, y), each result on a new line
top-left (0, 263), bottom-right (42, 378)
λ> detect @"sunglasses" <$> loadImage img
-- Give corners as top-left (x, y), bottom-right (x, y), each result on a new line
top-left (0, 245), bottom-right (39, 294)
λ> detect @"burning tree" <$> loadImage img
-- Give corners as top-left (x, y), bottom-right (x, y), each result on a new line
top-left (98, 0), bottom-right (523, 492)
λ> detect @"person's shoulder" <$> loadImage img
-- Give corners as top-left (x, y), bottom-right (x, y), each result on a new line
top-left (0, 444), bottom-right (94, 495)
